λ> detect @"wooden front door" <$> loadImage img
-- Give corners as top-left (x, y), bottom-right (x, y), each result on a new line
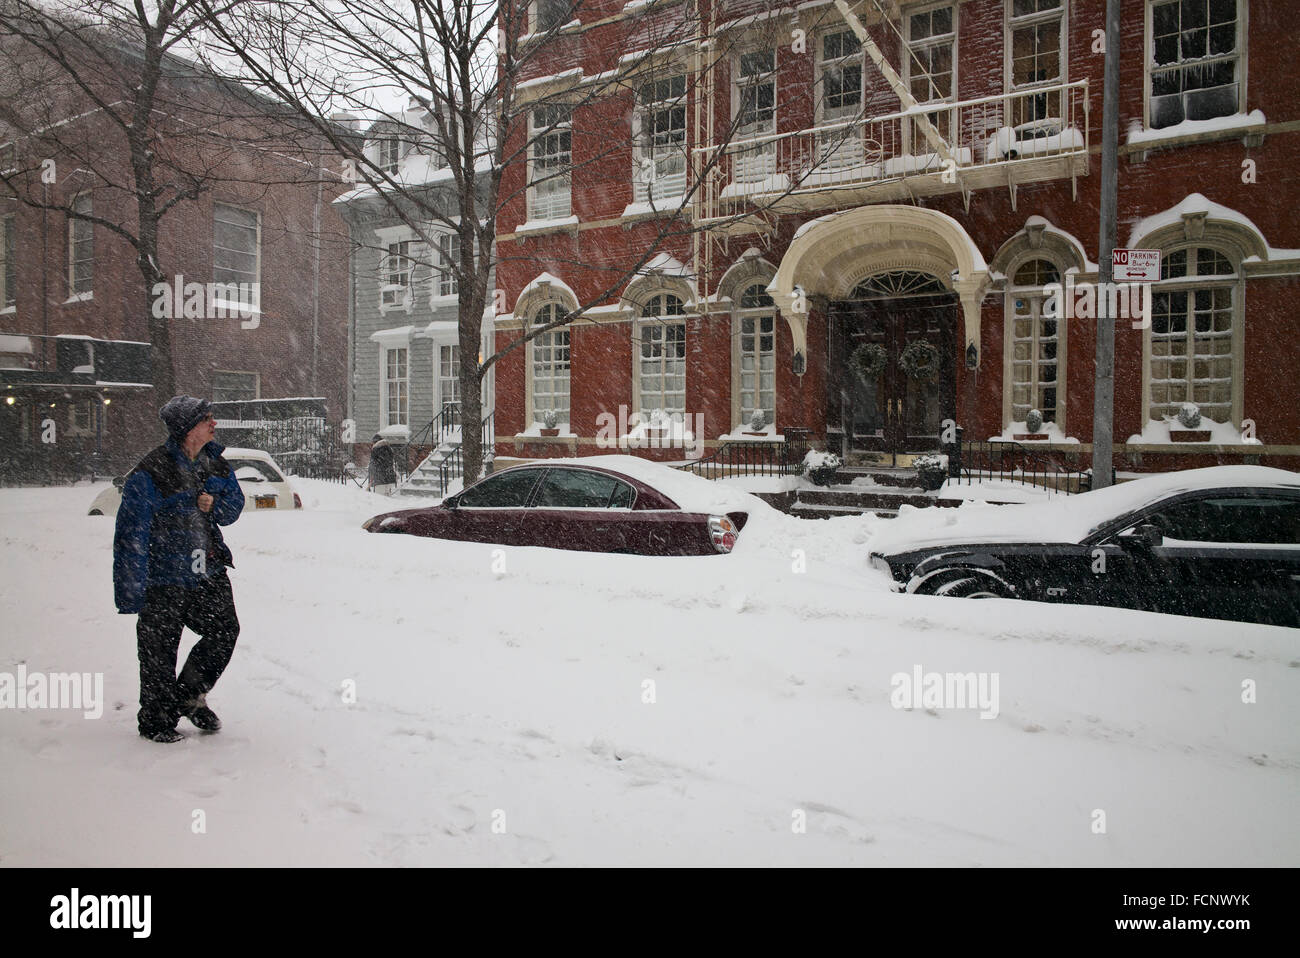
top-left (830, 283), bottom-right (957, 459)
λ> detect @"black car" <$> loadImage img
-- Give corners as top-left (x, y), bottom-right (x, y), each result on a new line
top-left (868, 466), bottom-right (1300, 627)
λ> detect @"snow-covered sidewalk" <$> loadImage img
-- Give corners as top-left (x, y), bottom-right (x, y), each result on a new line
top-left (0, 480), bottom-right (1295, 866)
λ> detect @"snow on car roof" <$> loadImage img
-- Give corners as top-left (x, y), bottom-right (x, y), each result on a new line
top-left (869, 465), bottom-right (1300, 554)
top-left (500, 454), bottom-right (771, 515)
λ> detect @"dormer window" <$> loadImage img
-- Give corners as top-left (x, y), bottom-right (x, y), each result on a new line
top-left (379, 137), bottom-right (401, 174)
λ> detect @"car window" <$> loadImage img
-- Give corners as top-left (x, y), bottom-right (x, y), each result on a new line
top-left (533, 468), bottom-right (633, 509)
top-left (227, 458), bottom-right (284, 483)
top-left (1146, 495), bottom-right (1300, 545)
top-left (456, 469), bottom-right (542, 508)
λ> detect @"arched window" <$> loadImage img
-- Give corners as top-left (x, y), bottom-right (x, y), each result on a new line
top-left (1150, 246), bottom-right (1237, 424)
top-left (1006, 257), bottom-right (1063, 428)
top-left (736, 282), bottom-right (775, 427)
top-left (531, 302), bottom-right (570, 425)
top-left (638, 293), bottom-right (686, 414)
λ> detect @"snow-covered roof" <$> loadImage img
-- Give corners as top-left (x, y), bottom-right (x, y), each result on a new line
top-left (334, 155), bottom-right (492, 204)
top-left (870, 465), bottom-right (1300, 554)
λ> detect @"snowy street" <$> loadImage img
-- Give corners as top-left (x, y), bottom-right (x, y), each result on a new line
top-left (1, 479), bottom-right (1296, 867)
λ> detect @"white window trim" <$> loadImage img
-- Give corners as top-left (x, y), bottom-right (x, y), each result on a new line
top-left (731, 283), bottom-right (778, 430)
top-left (438, 343), bottom-right (462, 413)
top-left (814, 28), bottom-right (863, 126)
top-left (430, 230), bottom-right (461, 304)
top-left (1140, 244), bottom-right (1245, 428)
top-left (729, 47), bottom-right (778, 186)
top-left (381, 344), bottom-right (411, 429)
top-left (1002, 254), bottom-right (1068, 434)
top-left (212, 202), bottom-right (262, 315)
top-left (212, 369), bottom-right (261, 403)
top-left (903, 2), bottom-right (959, 105)
top-left (375, 228), bottom-right (419, 313)
top-left (528, 105), bottom-right (573, 221)
top-left (1143, 0), bottom-right (1248, 132)
top-left (528, 306), bottom-right (572, 427)
top-left (633, 73), bottom-right (689, 204)
top-left (1003, 0), bottom-right (1068, 95)
top-left (631, 294), bottom-right (689, 417)
top-left (378, 135), bottom-right (402, 174)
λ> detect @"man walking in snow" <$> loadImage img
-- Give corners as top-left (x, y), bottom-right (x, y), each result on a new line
top-left (113, 396), bottom-right (244, 743)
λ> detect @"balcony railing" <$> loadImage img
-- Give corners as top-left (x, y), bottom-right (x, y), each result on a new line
top-left (695, 80), bottom-right (1088, 215)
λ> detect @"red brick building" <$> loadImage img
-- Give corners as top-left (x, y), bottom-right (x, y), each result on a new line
top-left (0, 31), bottom-right (348, 477)
top-left (493, 0), bottom-right (1300, 475)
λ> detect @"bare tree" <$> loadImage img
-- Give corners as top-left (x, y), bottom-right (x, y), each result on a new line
top-left (196, 0), bottom-right (868, 482)
top-left (0, 0), bottom-right (331, 399)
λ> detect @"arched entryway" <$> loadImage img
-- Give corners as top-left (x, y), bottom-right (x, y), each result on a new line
top-left (767, 204), bottom-right (990, 461)
top-left (831, 270), bottom-right (958, 458)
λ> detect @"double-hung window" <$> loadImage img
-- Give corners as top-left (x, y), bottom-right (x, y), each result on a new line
top-left (904, 5), bottom-right (957, 148)
top-left (533, 0), bottom-right (572, 33)
top-left (213, 203), bottom-right (260, 313)
top-left (68, 194), bottom-right (93, 298)
top-left (384, 347), bottom-right (409, 427)
top-left (531, 303), bottom-right (570, 424)
top-left (737, 284), bottom-right (775, 427)
top-left (817, 31), bottom-right (864, 170)
top-left (1149, 247), bottom-right (1236, 423)
top-left (1007, 258), bottom-right (1062, 427)
top-left (436, 232), bottom-right (460, 299)
top-left (439, 344), bottom-right (461, 414)
top-left (378, 136), bottom-right (402, 173)
top-left (529, 104), bottom-right (572, 220)
top-left (634, 75), bottom-right (687, 203)
top-left (1149, 0), bottom-right (1242, 129)
top-left (381, 240), bottom-right (413, 309)
top-left (1007, 0), bottom-right (1065, 127)
top-left (734, 50), bottom-right (776, 184)
top-left (638, 294), bottom-right (686, 415)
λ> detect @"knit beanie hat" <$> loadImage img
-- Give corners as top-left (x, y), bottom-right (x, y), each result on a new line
top-left (160, 395), bottom-right (213, 442)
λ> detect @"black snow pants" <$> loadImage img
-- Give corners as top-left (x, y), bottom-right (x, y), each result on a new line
top-left (137, 571), bottom-right (240, 735)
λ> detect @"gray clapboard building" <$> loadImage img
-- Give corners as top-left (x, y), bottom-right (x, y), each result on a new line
top-left (335, 104), bottom-right (494, 493)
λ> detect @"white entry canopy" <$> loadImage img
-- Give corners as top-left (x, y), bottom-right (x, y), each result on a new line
top-left (768, 205), bottom-right (991, 370)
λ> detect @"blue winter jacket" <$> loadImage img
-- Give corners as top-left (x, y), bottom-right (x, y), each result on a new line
top-left (113, 439), bottom-right (244, 613)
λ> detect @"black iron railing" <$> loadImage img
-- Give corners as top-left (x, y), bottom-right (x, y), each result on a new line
top-left (680, 429), bottom-right (811, 481)
top-left (436, 411), bottom-right (494, 495)
top-left (950, 437), bottom-right (1089, 494)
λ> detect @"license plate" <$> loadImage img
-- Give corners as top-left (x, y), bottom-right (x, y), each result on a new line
top-left (255, 496), bottom-right (278, 509)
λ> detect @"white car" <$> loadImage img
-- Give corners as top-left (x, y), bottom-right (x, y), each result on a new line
top-left (88, 446), bottom-right (302, 516)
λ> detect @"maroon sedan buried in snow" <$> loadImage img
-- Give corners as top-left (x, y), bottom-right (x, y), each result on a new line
top-left (361, 457), bottom-right (748, 556)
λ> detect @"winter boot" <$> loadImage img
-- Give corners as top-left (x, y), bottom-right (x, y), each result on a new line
top-left (180, 693), bottom-right (221, 732)
top-left (142, 728), bottom-right (186, 744)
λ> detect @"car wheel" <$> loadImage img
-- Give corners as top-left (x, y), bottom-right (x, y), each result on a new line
top-left (919, 568), bottom-right (1013, 599)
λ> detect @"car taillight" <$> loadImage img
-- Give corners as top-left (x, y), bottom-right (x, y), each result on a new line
top-left (708, 515), bottom-right (738, 554)
top-left (293, 492), bottom-right (302, 509)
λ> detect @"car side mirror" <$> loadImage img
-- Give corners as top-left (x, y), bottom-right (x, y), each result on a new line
top-left (1117, 523), bottom-right (1162, 552)
top-left (112, 476), bottom-right (126, 489)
